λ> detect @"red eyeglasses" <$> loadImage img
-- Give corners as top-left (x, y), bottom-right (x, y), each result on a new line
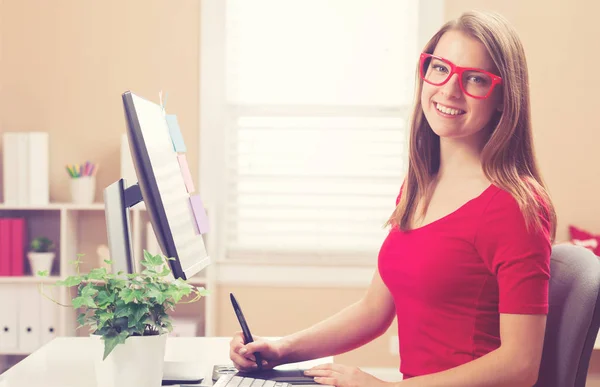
top-left (419, 53), bottom-right (503, 99)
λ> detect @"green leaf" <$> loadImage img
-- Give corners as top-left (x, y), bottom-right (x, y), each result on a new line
top-left (95, 291), bottom-right (116, 308)
top-left (158, 265), bottom-right (171, 277)
top-left (161, 320), bottom-right (173, 332)
top-left (102, 331), bottom-right (129, 360)
top-left (107, 277), bottom-right (127, 290)
top-left (165, 282), bottom-right (192, 304)
top-left (95, 310), bottom-right (115, 331)
top-left (57, 276), bottom-right (82, 287)
top-left (141, 251), bottom-right (165, 268)
top-left (113, 316), bottom-right (129, 333)
top-left (146, 284), bottom-right (166, 304)
top-left (72, 295), bottom-right (96, 309)
top-left (37, 270), bottom-right (49, 277)
top-left (103, 259), bottom-right (113, 265)
top-left (87, 268), bottom-right (107, 280)
top-left (114, 302), bottom-right (129, 319)
top-left (119, 288), bottom-right (144, 304)
top-left (80, 285), bottom-right (98, 299)
top-left (77, 313), bottom-right (86, 327)
top-left (127, 304), bottom-right (149, 328)
top-left (68, 258), bottom-right (83, 266)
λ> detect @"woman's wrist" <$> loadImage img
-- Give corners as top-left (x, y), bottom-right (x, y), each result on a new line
top-left (274, 336), bottom-right (295, 364)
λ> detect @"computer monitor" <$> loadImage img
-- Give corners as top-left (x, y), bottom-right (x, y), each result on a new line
top-left (103, 90), bottom-right (210, 280)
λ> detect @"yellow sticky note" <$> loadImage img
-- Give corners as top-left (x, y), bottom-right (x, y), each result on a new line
top-left (177, 154), bottom-right (195, 193)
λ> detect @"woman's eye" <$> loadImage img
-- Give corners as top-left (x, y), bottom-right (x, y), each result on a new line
top-left (433, 65), bottom-right (449, 73)
top-left (468, 75), bottom-right (488, 85)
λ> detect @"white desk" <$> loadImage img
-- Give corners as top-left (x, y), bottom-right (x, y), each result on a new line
top-left (0, 337), bottom-right (328, 387)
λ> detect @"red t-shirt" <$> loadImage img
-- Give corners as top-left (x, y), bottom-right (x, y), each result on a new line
top-left (378, 184), bottom-right (551, 378)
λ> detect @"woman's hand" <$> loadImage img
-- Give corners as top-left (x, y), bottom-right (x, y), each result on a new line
top-left (304, 363), bottom-right (392, 387)
top-left (229, 331), bottom-right (285, 372)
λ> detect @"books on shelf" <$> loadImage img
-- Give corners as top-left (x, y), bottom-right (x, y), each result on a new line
top-left (2, 132), bottom-right (49, 206)
top-left (0, 218), bottom-right (26, 276)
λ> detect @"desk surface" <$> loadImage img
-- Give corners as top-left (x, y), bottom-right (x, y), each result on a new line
top-left (0, 337), bottom-right (328, 387)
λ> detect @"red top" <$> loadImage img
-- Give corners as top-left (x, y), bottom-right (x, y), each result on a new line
top-left (378, 184), bottom-right (551, 378)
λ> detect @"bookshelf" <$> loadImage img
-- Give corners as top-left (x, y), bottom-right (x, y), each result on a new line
top-left (0, 202), bottom-right (210, 357)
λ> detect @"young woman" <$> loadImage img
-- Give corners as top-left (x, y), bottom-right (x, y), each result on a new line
top-left (229, 10), bottom-right (556, 387)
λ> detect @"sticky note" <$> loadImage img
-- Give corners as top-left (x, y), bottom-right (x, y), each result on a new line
top-left (166, 114), bottom-right (187, 152)
top-left (189, 195), bottom-right (209, 235)
top-left (177, 154), bottom-right (196, 193)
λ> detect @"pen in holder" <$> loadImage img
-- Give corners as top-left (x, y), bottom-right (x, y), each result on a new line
top-left (66, 161), bottom-right (98, 205)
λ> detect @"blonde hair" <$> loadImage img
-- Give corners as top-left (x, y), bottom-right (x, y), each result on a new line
top-left (386, 10), bottom-right (556, 241)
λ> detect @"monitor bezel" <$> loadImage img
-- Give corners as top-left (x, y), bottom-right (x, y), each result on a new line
top-left (121, 91), bottom-right (186, 279)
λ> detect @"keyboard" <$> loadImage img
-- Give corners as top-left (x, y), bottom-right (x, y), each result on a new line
top-left (213, 374), bottom-right (292, 387)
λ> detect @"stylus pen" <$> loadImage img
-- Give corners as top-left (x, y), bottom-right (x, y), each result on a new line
top-left (230, 293), bottom-right (263, 371)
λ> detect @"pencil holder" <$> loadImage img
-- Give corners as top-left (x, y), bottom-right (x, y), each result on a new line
top-left (70, 176), bottom-right (96, 205)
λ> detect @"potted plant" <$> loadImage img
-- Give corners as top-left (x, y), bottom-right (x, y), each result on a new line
top-left (39, 250), bottom-right (208, 387)
top-left (28, 236), bottom-right (56, 275)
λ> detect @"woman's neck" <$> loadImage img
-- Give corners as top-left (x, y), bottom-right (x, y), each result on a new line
top-left (437, 135), bottom-right (486, 180)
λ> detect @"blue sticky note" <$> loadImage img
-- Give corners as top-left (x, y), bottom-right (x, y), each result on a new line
top-left (166, 114), bottom-right (187, 153)
top-left (189, 195), bottom-right (209, 235)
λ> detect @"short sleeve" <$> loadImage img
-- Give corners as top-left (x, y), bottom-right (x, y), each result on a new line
top-left (474, 190), bottom-right (552, 315)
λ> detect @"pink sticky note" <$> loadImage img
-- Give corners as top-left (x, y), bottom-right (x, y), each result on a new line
top-left (189, 195), bottom-right (209, 235)
top-left (177, 154), bottom-right (196, 193)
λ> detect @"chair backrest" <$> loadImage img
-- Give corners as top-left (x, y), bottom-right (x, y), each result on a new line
top-left (535, 244), bottom-right (600, 387)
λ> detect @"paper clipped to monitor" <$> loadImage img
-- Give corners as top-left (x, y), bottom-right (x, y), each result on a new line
top-left (189, 195), bottom-right (210, 235)
top-left (166, 114), bottom-right (187, 153)
top-left (177, 154), bottom-right (196, 193)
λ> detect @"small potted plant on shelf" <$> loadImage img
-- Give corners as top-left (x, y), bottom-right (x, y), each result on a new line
top-left (28, 236), bottom-right (56, 275)
top-left (39, 250), bottom-right (208, 387)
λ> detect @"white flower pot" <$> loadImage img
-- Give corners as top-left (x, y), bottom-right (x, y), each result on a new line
top-left (92, 333), bottom-right (167, 387)
top-left (27, 252), bottom-right (55, 274)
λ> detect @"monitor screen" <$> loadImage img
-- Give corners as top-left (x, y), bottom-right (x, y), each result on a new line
top-left (119, 90), bottom-right (210, 280)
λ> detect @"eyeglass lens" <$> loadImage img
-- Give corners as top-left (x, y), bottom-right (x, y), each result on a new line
top-left (421, 56), bottom-right (494, 98)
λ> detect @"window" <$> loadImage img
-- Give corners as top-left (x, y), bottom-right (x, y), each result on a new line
top-left (200, 0), bottom-right (444, 264)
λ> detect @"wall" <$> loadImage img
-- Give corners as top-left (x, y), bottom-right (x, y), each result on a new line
top-left (0, 0), bottom-right (200, 203)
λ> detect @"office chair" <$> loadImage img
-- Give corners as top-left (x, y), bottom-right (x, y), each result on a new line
top-left (535, 244), bottom-right (600, 387)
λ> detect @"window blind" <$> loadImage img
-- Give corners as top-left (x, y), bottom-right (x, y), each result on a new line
top-left (223, 0), bottom-right (418, 260)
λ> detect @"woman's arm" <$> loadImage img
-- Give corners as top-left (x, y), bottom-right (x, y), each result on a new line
top-left (277, 268), bottom-right (396, 363)
top-left (398, 313), bottom-right (546, 387)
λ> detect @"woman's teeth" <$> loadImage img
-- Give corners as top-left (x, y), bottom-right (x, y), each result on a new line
top-left (435, 103), bottom-right (465, 116)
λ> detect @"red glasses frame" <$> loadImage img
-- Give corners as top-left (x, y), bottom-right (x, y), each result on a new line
top-left (419, 53), bottom-right (503, 99)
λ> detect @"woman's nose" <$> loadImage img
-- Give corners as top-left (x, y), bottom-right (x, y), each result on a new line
top-left (440, 73), bottom-right (462, 99)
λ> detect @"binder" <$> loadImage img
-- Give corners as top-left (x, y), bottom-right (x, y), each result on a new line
top-left (0, 219), bottom-right (11, 276)
top-left (0, 285), bottom-right (19, 351)
top-left (2, 133), bottom-right (19, 205)
top-left (15, 134), bottom-right (29, 206)
top-left (27, 133), bottom-right (49, 206)
top-left (40, 290), bottom-right (58, 344)
top-left (10, 218), bottom-right (25, 276)
top-left (17, 284), bottom-right (41, 352)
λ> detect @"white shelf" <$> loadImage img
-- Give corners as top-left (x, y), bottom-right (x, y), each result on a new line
top-left (0, 202), bottom-right (147, 211)
top-left (0, 276), bottom-right (61, 284)
top-left (0, 202), bottom-right (104, 210)
top-left (0, 198), bottom-right (210, 358)
top-left (0, 349), bottom-right (32, 356)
